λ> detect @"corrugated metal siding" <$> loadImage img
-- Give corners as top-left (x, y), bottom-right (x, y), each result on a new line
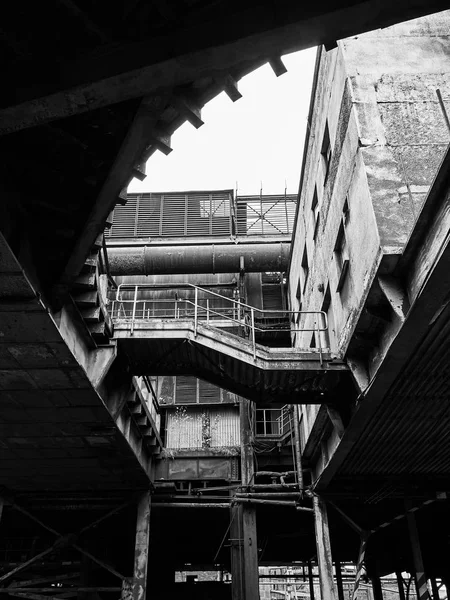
top-left (166, 409), bottom-right (202, 448)
top-left (210, 407), bottom-right (240, 447)
top-left (165, 406), bottom-right (240, 449)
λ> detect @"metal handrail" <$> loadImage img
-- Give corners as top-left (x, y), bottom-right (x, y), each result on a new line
top-left (112, 283), bottom-right (328, 359)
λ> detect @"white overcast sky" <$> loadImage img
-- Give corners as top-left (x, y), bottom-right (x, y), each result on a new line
top-left (128, 48), bottom-right (317, 196)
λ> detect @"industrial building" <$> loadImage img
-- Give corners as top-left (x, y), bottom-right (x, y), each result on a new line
top-left (0, 2), bottom-right (450, 600)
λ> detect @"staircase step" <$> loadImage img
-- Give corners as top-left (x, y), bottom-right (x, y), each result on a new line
top-left (140, 426), bottom-right (153, 437)
top-left (73, 291), bottom-right (99, 308)
top-left (89, 320), bottom-right (113, 344)
top-left (81, 254), bottom-right (98, 274)
top-left (130, 404), bottom-right (142, 415)
top-left (73, 273), bottom-right (96, 290)
top-left (136, 416), bottom-right (149, 428)
top-left (93, 233), bottom-right (104, 250)
top-left (81, 306), bottom-right (101, 323)
top-left (104, 211), bottom-right (114, 230)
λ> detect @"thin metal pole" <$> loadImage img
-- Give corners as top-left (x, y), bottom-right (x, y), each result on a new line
top-left (131, 285), bottom-right (138, 336)
top-left (194, 287), bottom-right (198, 337)
top-left (207, 299), bottom-right (210, 324)
top-left (316, 318), bottom-right (323, 366)
top-left (251, 308), bottom-right (256, 359)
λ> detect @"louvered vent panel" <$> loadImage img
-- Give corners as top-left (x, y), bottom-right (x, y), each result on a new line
top-left (137, 195), bottom-right (161, 236)
top-left (107, 191), bottom-right (234, 238)
top-left (199, 379), bottom-right (222, 403)
top-left (175, 376), bottom-right (197, 404)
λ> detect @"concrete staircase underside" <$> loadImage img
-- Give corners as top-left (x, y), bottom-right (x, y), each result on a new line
top-left (113, 320), bottom-right (348, 404)
top-left (0, 235), bottom-right (152, 492)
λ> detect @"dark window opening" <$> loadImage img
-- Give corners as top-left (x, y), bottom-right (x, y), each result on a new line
top-left (311, 187), bottom-right (320, 240)
top-left (321, 123), bottom-right (332, 183)
top-left (301, 245), bottom-right (309, 292)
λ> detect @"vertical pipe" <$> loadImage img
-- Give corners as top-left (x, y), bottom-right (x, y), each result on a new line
top-left (313, 495), bottom-right (337, 600)
top-left (406, 504), bottom-right (431, 600)
top-left (131, 492), bottom-right (151, 600)
top-left (292, 405), bottom-right (304, 492)
top-left (308, 561), bottom-right (315, 600)
top-left (335, 561), bottom-right (345, 600)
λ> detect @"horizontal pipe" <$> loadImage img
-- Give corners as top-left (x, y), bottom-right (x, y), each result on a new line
top-left (235, 492), bottom-right (302, 497)
top-left (151, 502), bottom-right (230, 508)
top-left (108, 242), bottom-right (291, 275)
top-left (233, 498), bottom-right (300, 507)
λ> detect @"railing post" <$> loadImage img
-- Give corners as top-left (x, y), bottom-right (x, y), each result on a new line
top-left (131, 285), bottom-right (138, 336)
top-left (251, 308), bottom-right (256, 360)
top-left (174, 294), bottom-right (178, 319)
top-left (316, 317), bottom-right (323, 366)
top-left (194, 287), bottom-right (198, 337)
top-left (206, 299), bottom-right (210, 324)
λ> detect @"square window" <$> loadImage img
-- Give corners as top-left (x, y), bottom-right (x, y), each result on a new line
top-left (301, 245), bottom-right (309, 292)
top-left (334, 222), bottom-right (349, 292)
top-left (311, 187), bottom-right (320, 240)
top-left (321, 123), bottom-right (332, 183)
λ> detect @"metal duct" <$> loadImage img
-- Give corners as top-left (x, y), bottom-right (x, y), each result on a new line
top-left (107, 242), bottom-right (291, 275)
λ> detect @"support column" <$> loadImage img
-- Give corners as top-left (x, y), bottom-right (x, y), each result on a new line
top-left (396, 571), bottom-right (406, 600)
top-left (312, 495), bottom-right (337, 600)
top-left (230, 503), bottom-right (244, 600)
top-left (406, 506), bottom-right (431, 600)
top-left (372, 576), bottom-right (384, 600)
top-left (335, 561), bottom-right (344, 600)
top-left (131, 492), bottom-right (151, 600)
top-left (240, 398), bottom-right (260, 600)
top-left (308, 560), bottom-right (315, 600)
top-left (430, 577), bottom-right (440, 600)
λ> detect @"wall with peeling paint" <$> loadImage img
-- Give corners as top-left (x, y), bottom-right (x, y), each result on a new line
top-left (290, 10), bottom-right (450, 450)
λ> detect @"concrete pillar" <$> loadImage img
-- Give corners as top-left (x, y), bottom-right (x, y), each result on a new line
top-left (131, 492), bottom-right (151, 600)
top-left (312, 495), bottom-right (337, 600)
top-left (406, 507), bottom-right (431, 600)
top-left (240, 398), bottom-right (260, 600)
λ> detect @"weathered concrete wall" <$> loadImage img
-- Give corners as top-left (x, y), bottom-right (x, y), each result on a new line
top-left (290, 10), bottom-right (450, 451)
top-left (344, 10), bottom-right (450, 249)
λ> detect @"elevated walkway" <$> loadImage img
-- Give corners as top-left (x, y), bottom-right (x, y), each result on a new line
top-left (111, 285), bottom-right (348, 405)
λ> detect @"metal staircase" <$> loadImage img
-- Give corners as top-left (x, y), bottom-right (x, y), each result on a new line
top-left (110, 285), bottom-right (348, 405)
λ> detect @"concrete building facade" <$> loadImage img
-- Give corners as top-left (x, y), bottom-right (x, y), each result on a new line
top-left (289, 11), bottom-right (450, 453)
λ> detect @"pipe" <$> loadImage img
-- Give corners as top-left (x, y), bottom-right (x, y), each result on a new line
top-left (151, 502), bottom-right (230, 508)
top-left (108, 242), bottom-right (291, 275)
top-left (293, 405), bottom-right (304, 491)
